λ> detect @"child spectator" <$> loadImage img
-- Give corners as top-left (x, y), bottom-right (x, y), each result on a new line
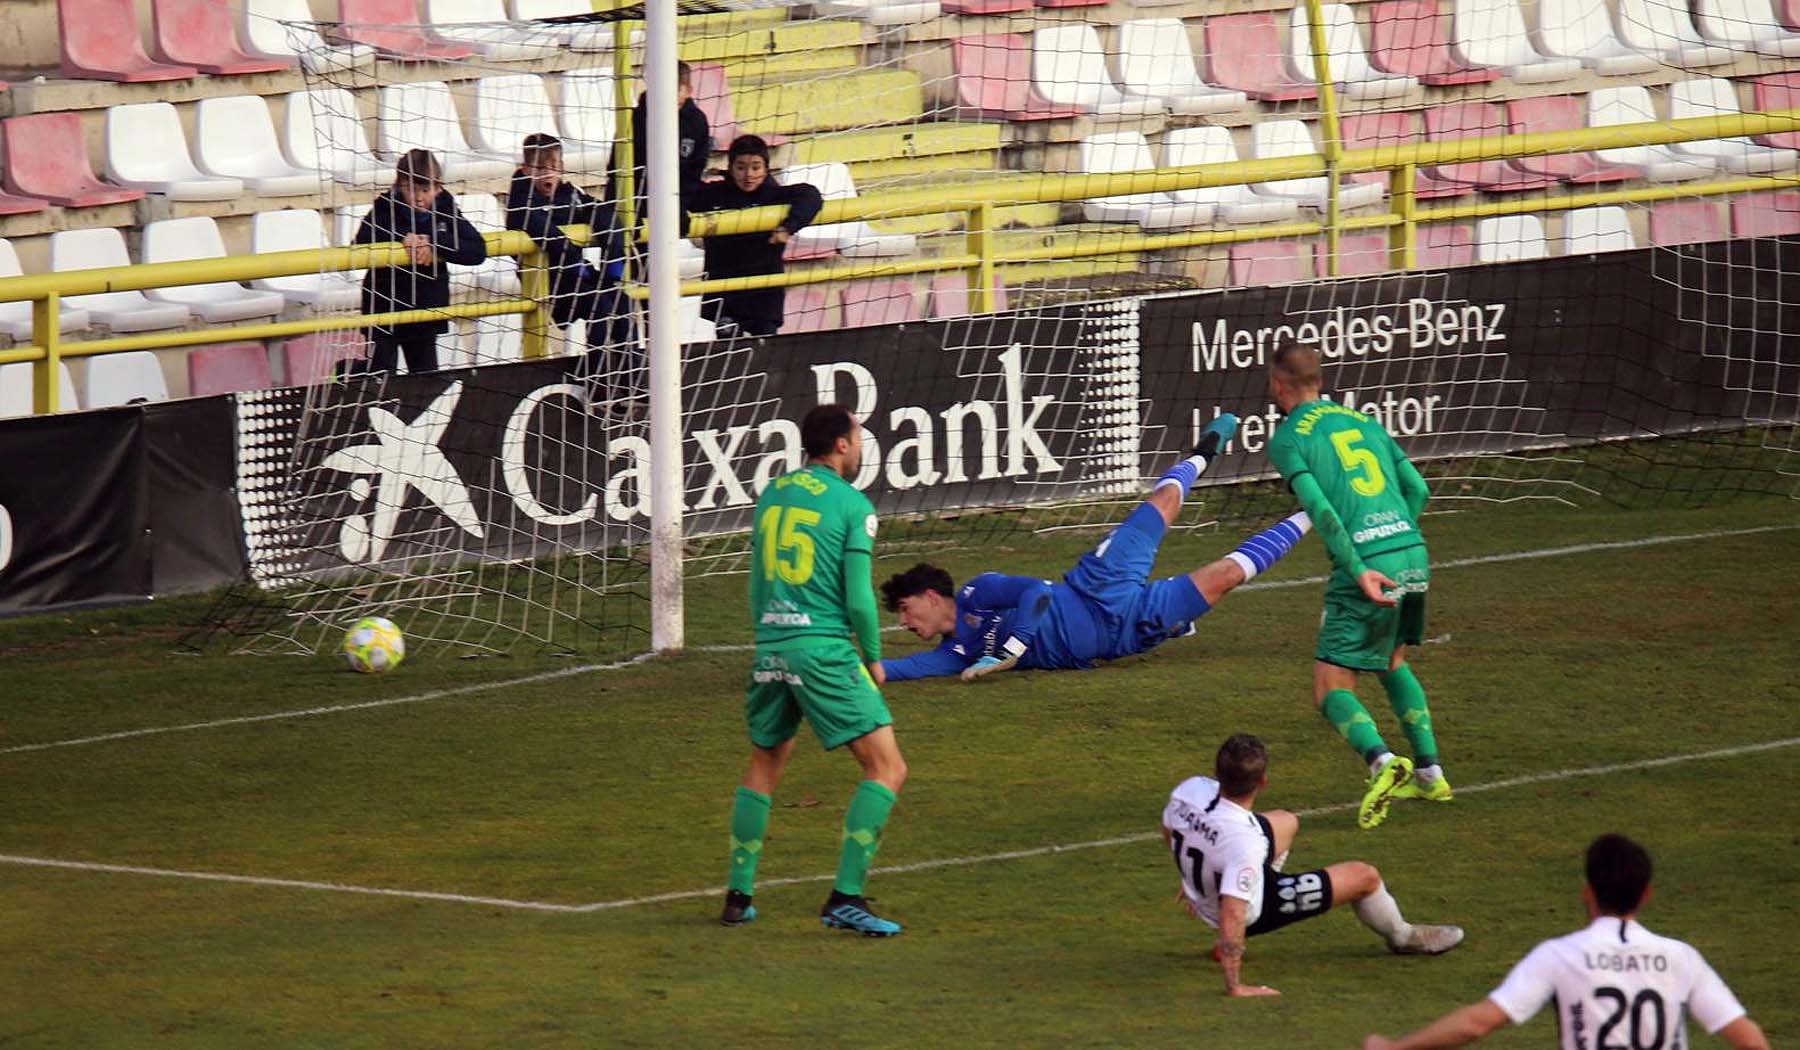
top-left (631, 60), bottom-right (711, 209)
top-left (684, 135), bottom-right (822, 338)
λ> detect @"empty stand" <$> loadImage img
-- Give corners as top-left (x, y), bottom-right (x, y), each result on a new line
top-left (281, 331), bottom-right (367, 385)
top-left (1587, 86), bottom-right (1716, 180)
top-left (250, 210), bottom-right (362, 309)
top-left (780, 163), bottom-right (916, 257)
top-left (85, 351), bottom-right (171, 408)
top-left (689, 64), bottom-right (788, 149)
top-left (104, 102), bottom-right (244, 200)
top-left (340, 0), bottom-right (473, 60)
top-left (195, 95), bottom-right (323, 197)
top-left (1079, 132), bottom-right (1212, 229)
top-left (1367, 0), bottom-right (1501, 85)
top-left (1695, 0), bottom-right (1800, 56)
top-left (1229, 241), bottom-right (1307, 284)
top-left (1537, 0), bottom-right (1659, 74)
top-left (942, 0), bottom-right (1032, 14)
top-left (1206, 14), bottom-right (1319, 101)
top-left (841, 280), bottom-right (922, 328)
top-left (189, 343), bottom-right (276, 397)
top-left (1249, 120), bottom-right (1387, 209)
top-left (1161, 127), bottom-right (1300, 224)
top-left (927, 275), bottom-right (1010, 317)
top-left (1424, 102), bottom-right (1558, 191)
top-left (1474, 214), bottom-right (1548, 261)
top-left (59, 0), bottom-right (199, 82)
top-left (1288, 3), bottom-right (1419, 100)
top-left (151, 0), bottom-right (291, 75)
top-left (426, 0), bottom-right (562, 61)
top-left (141, 218), bottom-right (288, 323)
top-left (951, 35), bottom-right (1083, 121)
top-left (284, 89), bottom-right (398, 189)
top-left (2, 113), bottom-right (145, 208)
top-left (1450, 0), bottom-right (1582, 82)
top-left (1562, 206), bottom-right (1638, 251)
top-left (1648, 200), bottom-right (1726, 244)
top-left (1667, 78), bottom-right (1798, 174)
top-left (557, 70), bottom-right (619, 172)
top-left (1614, 0), bottom-right (1735, 67)
top-left (0, 363), bottom-right (80, 418)
top-left (376, 82), bottom-right (515, 181)
top-left (1316, 234), bottom-right (1391, 276)
top-left (1032, 25), bottom-right (1162, 117)
top-left (1505, 95), bottom-right (1635, 183)
top-left (1115, 20), bottom-right (1248, 116)
top-left (0, 240), bottom-right (91, 342)
top-left (1731, 191), bottom-right (1800, 235)
top-left (471, 75), bottom-right (565, 163)
top-left (1416, 223), bottom-right (1477, 266)
top-left (50, 228), bottom-right (192, 333)
top-left (782, 287), bottom-right (838, 334)
top-left (1341, 110), bottom-right (1414, 193)
top-left (510, 0), bottom-right (615, 48)
top-left (241, 0), bottom-right (377, 74)
top-left (1753, 73), bottom-right (1800, 147)
top-left (811, 0), bottom-right (942, 25)
top-left (451, 194), bottom-right (521, 296)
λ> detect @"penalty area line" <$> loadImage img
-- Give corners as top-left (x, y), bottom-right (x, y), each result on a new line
top-left (9, 736), bottom-right (1790, 915)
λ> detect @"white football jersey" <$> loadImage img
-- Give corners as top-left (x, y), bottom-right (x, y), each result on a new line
top-left (1161, 775), bottom-right (1269, 929)
top-left (1488, 917), bottom-right (1747, 1050)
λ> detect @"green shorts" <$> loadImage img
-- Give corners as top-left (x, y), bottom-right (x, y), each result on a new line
top-left (1317, 546), bottom-right (1430, 673)
top-left (745, 640), bottom-right (892, 751)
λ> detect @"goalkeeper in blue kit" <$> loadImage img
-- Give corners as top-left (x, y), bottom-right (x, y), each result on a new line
top-left (871, 414), bottom-right (1312, 686)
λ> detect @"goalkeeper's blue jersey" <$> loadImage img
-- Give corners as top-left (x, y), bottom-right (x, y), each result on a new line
top-left (879, 573), bottom-right (1104, 680)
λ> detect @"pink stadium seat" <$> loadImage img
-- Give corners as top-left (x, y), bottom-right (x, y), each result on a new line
top-left (2, 113), bottom-right (145, 208)
top-left (1425, 103), bottom-right (1558, 192)
top-left (281, 331), bottom-right (367, 385)
top-left (927, 275), bottom-right (1010, 317)
top-left (339, 0), bottom-right (473, 61)
top-left (1731, 192), bottom-right (1800, 236)
top-left (689, 64), bottom-right (788, 149)
top-left (1205, 14), bottom-right (1318, 101)
top-left (151, 0), bottom-right (291, 75)
top-left (1315, 235), bottom-right (1390, 276)
top-left (1752, 73), bottom-right (1800, 148)
top-left (943, 0), bottom-right (1032, 10)
top-left (1037, 0), bottom-right (1109, 9)
top-left (189, 343), bottom-right (276, 397)
top-left (1648, 201), bottom-right (1727, 245)
top-left (782, 287), bottom-right (839, 334)
top-left (841, 280), bottom-right (922, 328)
top-left (0, 189), bottom-right (47, 217)
top-left (952, 35), bottom-right (1084, 121)
top-left (1229, 241), bottom-right (1307, 285)
top-left (1367, 0), bottom-right (1501, 85)
top-left (1505, 96), bottom-right (1636, 184)
top-left (1417, 223), bottom-right (1477, 266)
top-left (58, 0), bottom-right (199, 82)
top-left (1342, 111), bottom-right (1414, 192)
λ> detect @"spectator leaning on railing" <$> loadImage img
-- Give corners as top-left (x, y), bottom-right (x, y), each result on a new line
top-left (683, 135), bottom-right (823, 338)
top-left (350, 149), bottom-right (487, 375)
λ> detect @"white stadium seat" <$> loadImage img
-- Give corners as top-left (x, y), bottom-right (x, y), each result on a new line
top-left (1587, 86), bottom-right (1719, 180)
top-left (809, 0), bottom-right (942, 26)
top-left (556, 69), bottom-right (619, 173)
top-left (83, 351), bottom-right (170, 409)
top-left (470, 75), bottom-right (560, 164)
top-left (1162, 127), bottom-right (1302, 225)
top-left (1032, 25), bottom-right (1163, 118)
top-left (425, 0), bottom-right (562, 61)
top-left (283, 89), bottom-right (398, 189)
top-left (194, 95), bottom-right (321, 197)
top-left (0, 239), bottom-right (90, 342)
top-left (1249, 120), bottom-right (1387, 210)
top-left (377, 81), bottom-right (515, 181)
top-left (0, 361), bottom-right (79, 418)
top-left (780, 162), bottom-right (917, 257)
top-left (1116, 20), bottom-right (1249, 116)
top-left (1668, 78), bottom-right (1799, 173)
top-left (1450, 0), bottom-right (1583, 82)
top-left (1536, 0), bottom-right (1660, 75)
top-left (104, 102), bottom-right (242, 201)
top-left (251, 210), bottom-right (363, 310)
top-left (451, 194), bottom-right (521, 297)
top-left (1695, 0), bottom-right (1800, 56)
top-left (1614, 0), bottom-right (1735, 67)
top-left (1079, 132), bottom-right (1213, 229)
top-left (509, 0), bottom-right (613, 48)
top-left (51, 228), bottom-right (192, 333)
top-left (1288, 3), bottom-right (1420, 100)
top-left (1475, 214), bottom-right (1548, 262)
top-left (1561, 206), bottom-right (1638, 253)
top-left (241, 0), bottom-right (376, 74)
top-left (140, 217), bottom-right (288, 323)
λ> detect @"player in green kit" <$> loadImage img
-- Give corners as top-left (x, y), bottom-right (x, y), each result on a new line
top-left (1265, 344), bottom-right (1451, 831)
top-left (721, 403), bottom-right (909, 936)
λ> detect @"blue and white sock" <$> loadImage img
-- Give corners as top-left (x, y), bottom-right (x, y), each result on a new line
top-left (1225, 512), bottom-right (1312, 581)
top-left (1154, 454), bottom-right (1210, 495)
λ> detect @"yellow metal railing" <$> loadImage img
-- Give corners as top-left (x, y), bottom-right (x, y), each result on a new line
top-left (3, 109), bottom-right (1800, 415)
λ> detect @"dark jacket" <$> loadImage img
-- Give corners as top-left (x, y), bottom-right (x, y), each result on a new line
top-left (504, 172), bottom-right (624, 322)
top-left (684, 176), bottom-right (824, 280)
top-left (354, 188), bottom-right (488, 337)
top-left (631, 96), bottom-right (712, 205)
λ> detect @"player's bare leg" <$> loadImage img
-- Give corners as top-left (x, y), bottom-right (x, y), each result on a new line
top-left (723, 737), bottom-right (799, 926)
top-left (1384, 646), bottom-right (1452, 803)
top-left (1315, 661), bottom-right (1412, 830)
top-left (1324, 861), bottom-right (1463, 955)
top-left (821, 726), bottom-right (908, 937)
top-left (1262, 808), bottom-right (1299, 870)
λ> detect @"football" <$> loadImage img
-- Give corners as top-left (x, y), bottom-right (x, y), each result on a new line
top-left (342, 616), bottom-right (406, 674)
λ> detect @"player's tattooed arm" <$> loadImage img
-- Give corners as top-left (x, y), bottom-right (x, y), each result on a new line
top-left (1216, 897), bottom-right (1278, 997)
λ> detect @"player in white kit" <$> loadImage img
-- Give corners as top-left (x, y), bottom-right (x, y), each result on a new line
top-left (1161, 733), bottom-right (1464, 996)
top-left (1363, 834), bottom-right (1768, 1049)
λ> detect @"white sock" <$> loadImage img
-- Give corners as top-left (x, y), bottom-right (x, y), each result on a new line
top-left (1354, 881), bottom-right (1413, 945)
top-left (1414, 764), bottom-right (1443, 786)
top-left (1271, 849), bottom-right (1290, 872)
top-left (1368, 751), bottom-right (1395, 778)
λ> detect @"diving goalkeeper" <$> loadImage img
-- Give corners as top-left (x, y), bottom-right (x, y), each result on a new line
top-left (871, 415), bottom-right (1311, 685)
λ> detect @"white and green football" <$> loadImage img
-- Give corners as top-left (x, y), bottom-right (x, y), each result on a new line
top-left (342, 616), bottom-right (406, 674)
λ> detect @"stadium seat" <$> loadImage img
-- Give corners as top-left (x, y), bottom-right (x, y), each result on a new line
top-left (1229, 241), bottom-right (1308, 284)
top-left (1205, 14), bottom-right (1319, 101)
top-left (425, 0), bottom-right (562, 61)
top-left (1032, 26), bottom-right (1163, 117)
top-left (927, 275), bottom-right (1010, 317)
top-left (1366, 0), bottom-right (1501, 85)
top-left (1038, 0), bottom-right (1109, 11)
top-left (1424, 102), bottom-right (1559, 192)
top-left (1288, 3), bottom-right (1420, 100)
top-left (339, 0), bottom-right (474, 60)
top-left (1078, 132), bottom-right (1213, 229)
top-left (1587, 87), bottom-right (1717, 181)
top-left (104, 102), bottom-right (244, 201)
top-left (1731, 191), bottom-right (1800, 235)
top-left (250, 210), bottom-right (362, 310)
top-left (1161, 127), bottom-right (1301, 225)
top-left (1316, 234), bottom-right (1391, 276)
top-left (85, 351), bottom-right (171, 408)
top-left (1449, 0), bottom-right (1582, 82)
top-left (281, 331), bottom-right (367, 385)
top-left (1536, 0), bottom-right (1658, 74)
top-left (841, 280), bottom-right (922, 328)
top-left (1614, 0), bottom-right (1735, 67)
top-left (241, 0), bottom-right (377, 74)
top-left (0, 362), bottom-right (80, 418)
top-left (450, 194), bottom-right (520, 296)
top-left (509, 0), bottom-right (613, 49)
top-left (811, 0), bottom-right (943, 25)
top-left (58, 0), bottom-right (199, 82)
top-left (675, 295), bottom-right (716, 345)
top-left (951, 35), bottom-right (1084, 121)
top-left (472, 75), bottom-right (566, 166)
top-left (1667, 78), bottom-right (1799, 174)
top-left (557, 70), bottom-right (619, 173)
top-left (1648, 201), bottom-right (1726, 245)
top-left (1249, 121), bottom-right (1387, 210)
top-left (460, 320), bottom-right (521, 366)
top-left (141, 218), bottom-right (288, 323)
top-left (0, 239), bottom-right (91, 343)
top-left (1561, 206), bottom-right (1638, 252)
top-left (1, 113), bottom-right (145, 209)
top-left (780, 163), bottom-right (917, 257)
top-left (1340, 111), bottom-right (1411, 194)
top-left (1474, 214), bottom-right (1548, 261)
top-left (332, 204), bottom-right (373, 250)
top-left (782, 287), bottom-right (839, 334)
top-left (1416, 223), bottom-right (1476, 267)
top-left (689, 64), bottom-right (788, 150)
top-left (1505, 96), bottom-right (1636, 184)
top-left (376, 82), bottom-right (515, 181)
top-left (189, 343), bottom-right (276, 397)
top-left (194, 96), bottom-right (322, 197)
top-left (283, 89), bottom-right (398, 189)
top-left (1695, 0), bottom-right (1800, 55)
top-left (1752, 73), bottom-right (1800, 148)
top-left (0, 187), bottom-right (47, 218)
top-left (50, 229), bottom-right (192, 333)
top-left (1115, 20), bottom-right (1249, 116)
top-left (151, 0), bottom-right (290, 75)
top-left (942, 0), bottom-right (1032, 13)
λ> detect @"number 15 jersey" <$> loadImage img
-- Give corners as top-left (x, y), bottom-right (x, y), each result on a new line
top-left (1487, 916), bottom-right (1747, 1050)
top-left (750, 463), bottom-right (878, 647)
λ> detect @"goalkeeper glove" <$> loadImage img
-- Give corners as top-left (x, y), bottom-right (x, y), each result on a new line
top-left (960, 637), bottom-right (1027, 682)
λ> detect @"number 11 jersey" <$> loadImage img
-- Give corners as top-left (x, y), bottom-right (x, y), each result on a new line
top-left (1161, 775), bottom-right (1271, 929)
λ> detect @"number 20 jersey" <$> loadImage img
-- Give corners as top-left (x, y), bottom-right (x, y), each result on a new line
top-left (750, 464), bottom-right (878, 647)
top-left (1266, 399), bottom-right (1424, 564)
top-left (1161, 775), bottom-right (1271, 929)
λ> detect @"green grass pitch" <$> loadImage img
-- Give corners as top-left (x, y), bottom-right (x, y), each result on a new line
top-left (1, 497), bottom-right (1796, 1047)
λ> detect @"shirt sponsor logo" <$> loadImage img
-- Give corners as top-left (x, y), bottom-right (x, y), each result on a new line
top-left (761, 611), bottom-right (814, 626)
top-left (1351, 520), bottom-right (1415, 544)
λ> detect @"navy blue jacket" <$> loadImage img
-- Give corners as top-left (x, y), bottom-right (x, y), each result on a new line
top-left (353, 189), bottom-right (487, 338)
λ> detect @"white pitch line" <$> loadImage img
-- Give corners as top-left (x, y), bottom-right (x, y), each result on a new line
top-left (9, 736), bottom-right (1790, 914)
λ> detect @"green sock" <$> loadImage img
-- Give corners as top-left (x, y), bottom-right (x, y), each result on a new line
top-left (833, 780), bottom-right (898, 897)
top-left (1320, 688), bottom-right (1389, 766)
top-left (1379, 665), bottom-right (1439, 768)
top-left (727, 786), bottom-right (772, 896)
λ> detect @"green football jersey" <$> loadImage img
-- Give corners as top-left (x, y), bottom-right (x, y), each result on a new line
top-left (749, 463), bottom-right (878, 646)
top-left (1267, 399), bottom-right (1425, 562)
